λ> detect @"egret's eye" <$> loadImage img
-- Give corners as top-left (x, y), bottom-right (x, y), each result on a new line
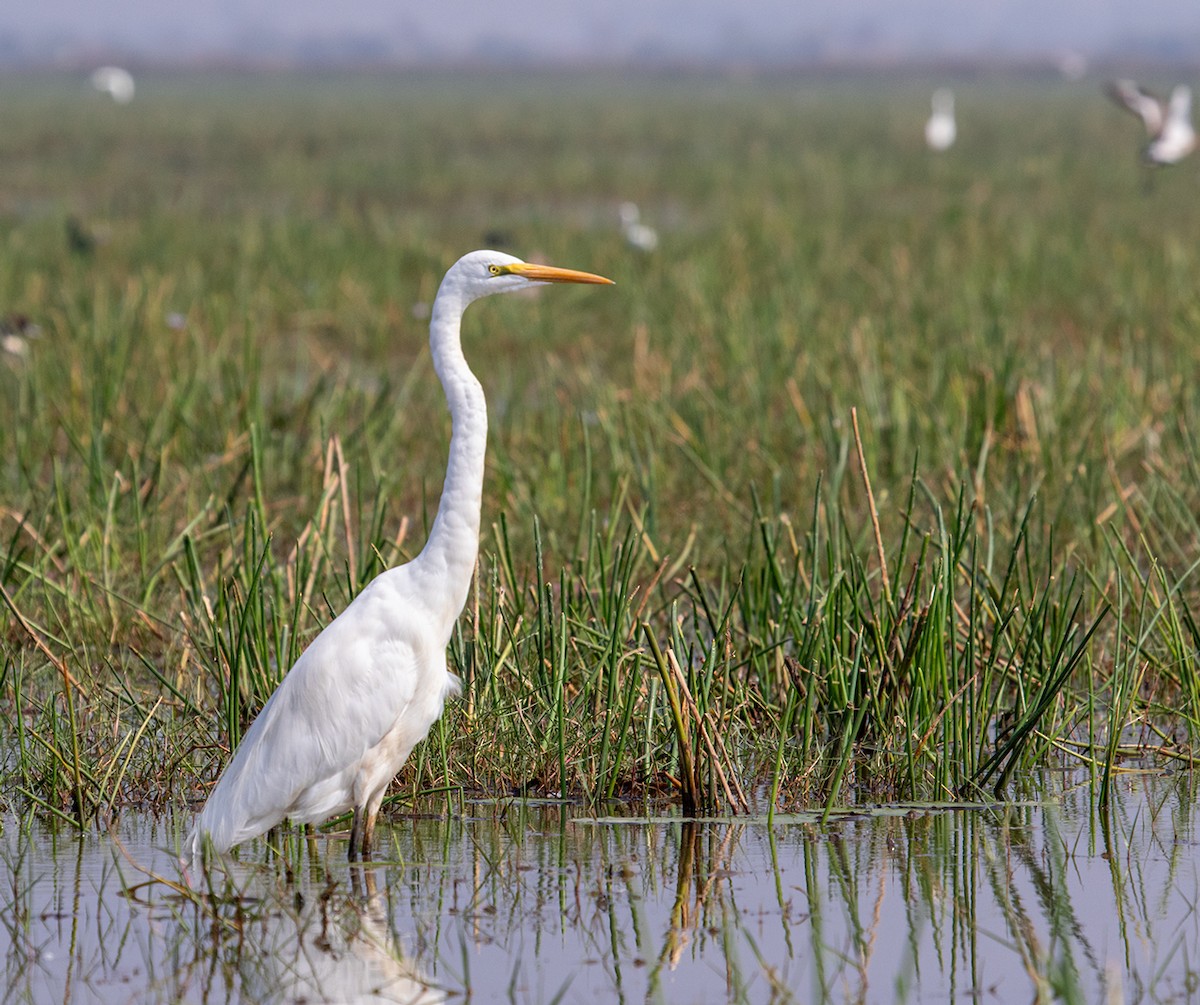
top-left (488, 264), bottom-right (502, 276)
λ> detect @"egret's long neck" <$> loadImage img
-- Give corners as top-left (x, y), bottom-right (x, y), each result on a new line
top-left (416, 289), bottom-right (487, 633)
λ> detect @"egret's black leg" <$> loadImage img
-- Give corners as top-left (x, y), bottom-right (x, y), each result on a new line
top-left (348, 807), bottom-right (363, 862)
top-left (361, 808), bottom-right (377, 861)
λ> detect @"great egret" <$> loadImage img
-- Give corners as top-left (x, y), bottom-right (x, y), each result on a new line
top-left (1106, 80), bottom-right (1196, 167)
top-left (924, 89), bottom-right (956, 152)
top-left (619, 202), bottom-right (658, 252)
top-left (90, 66), bottom-right (135, 104)
top-left (187, 250), bottom-right (613, 868)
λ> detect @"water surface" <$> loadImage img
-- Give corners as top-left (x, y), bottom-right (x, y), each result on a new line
top-left (3, 774), bottom-right (1196, 1003)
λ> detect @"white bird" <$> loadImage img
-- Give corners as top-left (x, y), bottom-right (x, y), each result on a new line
top-left (1147, 86), bottom-right (1195, 165)
top-left (1106, 80), bottom-right (1196, 166)
top-left (924, 89), bottom-right (956, 152)
top-left (187, 251), bottom-right (613, 869)
top-left (619, 202), bottom-right (658, 252)
top-left (1056, 50), bottom-right (1088, 82)
top-left (1, 314), bottom-right (39, 356)
top-left (90, 66), bottom-right (135, 104)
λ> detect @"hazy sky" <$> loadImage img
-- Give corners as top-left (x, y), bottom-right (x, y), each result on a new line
top-left (4, 0), bottom-right (1200, 64)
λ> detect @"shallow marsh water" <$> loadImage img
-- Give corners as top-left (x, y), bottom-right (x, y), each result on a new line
top-left (3, 774), bottom-right (1197, 1004)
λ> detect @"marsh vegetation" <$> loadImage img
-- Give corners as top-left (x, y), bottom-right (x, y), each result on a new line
top-left (1, 71), bottom-right (1199, 837)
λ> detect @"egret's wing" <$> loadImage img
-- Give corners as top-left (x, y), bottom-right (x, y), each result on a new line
top-left (194, 589), bottom-right (432, 848)
top-left (1106, 79), bottom-right (1165, 135)
top-left (256, 635), bottom-right (421, 792)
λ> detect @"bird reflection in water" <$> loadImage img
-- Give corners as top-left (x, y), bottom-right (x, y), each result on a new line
top-left (233, 863), bottom-right (445, 1005)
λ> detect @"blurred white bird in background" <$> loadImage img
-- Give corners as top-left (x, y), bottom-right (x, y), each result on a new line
top-left (187, 250), bottom-right (613, 869)
top-left (619, 202), bottom-right (658, 252)
top-left (1106, 79), bottom-right (1196, 167)
top-left (90, 66), bottom-right (135, 104)
top-left (1056, 50), bottom-right (1089, 82)
top-left (0, 314), bottom-right (40, 357)
top-left (925, 89), bottom-right (956, 151)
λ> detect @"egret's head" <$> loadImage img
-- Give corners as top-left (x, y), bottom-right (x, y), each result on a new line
top-left (443, 250), bottom-right (613, 305)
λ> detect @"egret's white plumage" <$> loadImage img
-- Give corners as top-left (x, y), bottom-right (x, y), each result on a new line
top-left (91, 66), bottom-right (135, 104)
top-left (1106, 80), bottom-right (1196, 166)
top-left (619, 202), bottom-right (658, 252)
top-left (187, 250), bottom-right (612, 869)
top-left (924, 89), bottom-right (956, 152)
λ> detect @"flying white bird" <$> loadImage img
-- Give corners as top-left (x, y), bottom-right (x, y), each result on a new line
top-left (90, 66), bottom-right (135, 104)
top-left (1106, 80), bottom-right (1196, 166)
top-left (619, 202), bottom-right (658, 252)
top-left (925, 89), bottom-right (956, 152)
top-left (187, 251), bottom-right (613, 868)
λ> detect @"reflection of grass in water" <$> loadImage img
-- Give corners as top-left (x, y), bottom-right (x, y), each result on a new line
top-left (376, 796), bottom-right (1200, 1002)
top-left (4, 788), bottom-right (1200, 1002)
top-left (2, 74), bottom-right (1200, 832)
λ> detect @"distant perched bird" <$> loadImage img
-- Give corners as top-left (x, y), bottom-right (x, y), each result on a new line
top-left (0, 314), bottom-right (40, 356)
top-left (1, 314), bottom-right (38, 338)
top-left (619, 202), bottom-right (658, 252)
top-left (924, 89), bottom-right (956, 152)
top-left (65, 217), bottom-right (96, 257)
top-left (482, 230), bottom-right (516, 251)
top-left (1106, 80), bottom-right (1196, 167)
top-left (90, 66), bottom-right (135, 104)
top-left (186, 251), bottom-right (613, 870)
top-left (1056, 50), bottom-right (1088, 82)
